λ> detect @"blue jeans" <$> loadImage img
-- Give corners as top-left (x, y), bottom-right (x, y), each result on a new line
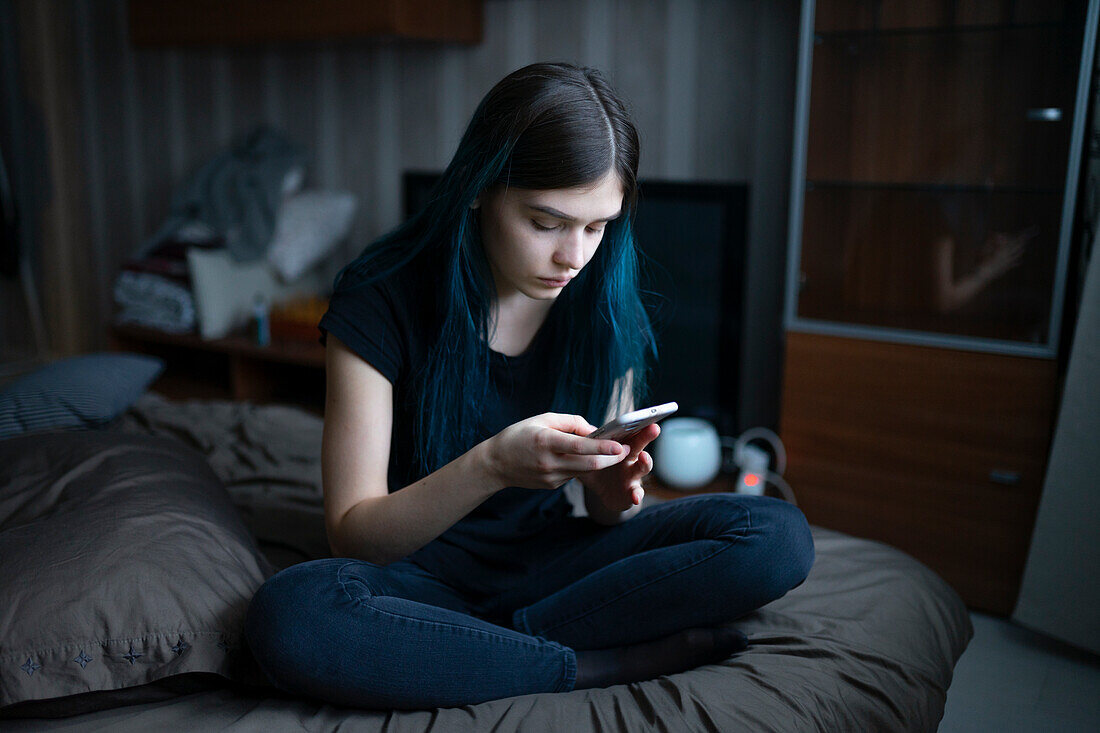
top-left (244, 493), bottom-right (814, 709)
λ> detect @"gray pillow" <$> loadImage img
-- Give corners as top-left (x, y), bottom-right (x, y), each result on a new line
top-left (0, 353), bottom-right (165, 440)
top-left (0, 430), bottom-right (276, 717)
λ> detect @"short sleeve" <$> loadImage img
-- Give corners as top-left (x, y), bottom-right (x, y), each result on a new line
top-left (318, 278), bottom-right (407, 385)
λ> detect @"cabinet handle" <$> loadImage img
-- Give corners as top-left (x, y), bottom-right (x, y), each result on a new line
top-left (1026, 108), bottom-right (1063, 122)
top-left (990, 470), bottom-right (1022, 486)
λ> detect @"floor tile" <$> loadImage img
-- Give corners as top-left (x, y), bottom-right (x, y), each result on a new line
top-left (1033, 647), bottom-right (1100, 723)
top-left (940, 613), bottom-right (1100, 732)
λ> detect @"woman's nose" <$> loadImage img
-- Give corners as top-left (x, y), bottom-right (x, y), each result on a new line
top-left (553, 229), bottom-right (586, 269)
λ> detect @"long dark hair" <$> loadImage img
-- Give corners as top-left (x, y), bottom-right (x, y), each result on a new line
top-left (333, 62), bottom-right (655, 475)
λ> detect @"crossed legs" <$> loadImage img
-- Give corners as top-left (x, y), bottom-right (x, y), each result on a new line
top-left (244, 494), bottom-right (814, 709)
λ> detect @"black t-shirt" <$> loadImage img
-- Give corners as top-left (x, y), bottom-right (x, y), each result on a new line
top-left (318, 254), bottom-right (573, 577)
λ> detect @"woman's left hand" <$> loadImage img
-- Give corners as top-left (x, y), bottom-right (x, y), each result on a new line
top-left (576, 423), bottom-right (660, 515)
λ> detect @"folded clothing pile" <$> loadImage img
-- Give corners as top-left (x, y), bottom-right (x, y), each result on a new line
top-left (113, 238), bottom-right (221, 333)
top-left (113, 127), bottom-right (357, 340)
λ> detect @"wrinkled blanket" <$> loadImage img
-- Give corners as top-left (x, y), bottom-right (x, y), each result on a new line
top-left (113, 391), bottom-right (323, 506)
top-left (110, 392), bottom-right (329, 568)
top-left (51, 392), bottom-right (975, 732)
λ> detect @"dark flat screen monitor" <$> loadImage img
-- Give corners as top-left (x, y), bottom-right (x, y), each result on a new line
top-left (403, 173), bottom-right (748, 434)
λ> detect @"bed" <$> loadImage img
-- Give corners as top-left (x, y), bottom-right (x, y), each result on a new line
top-left (1, 386), bottom-right (972, 731)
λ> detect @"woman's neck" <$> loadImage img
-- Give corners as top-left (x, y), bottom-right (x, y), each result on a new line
top-left (489, 293), bottom-right (554, 356)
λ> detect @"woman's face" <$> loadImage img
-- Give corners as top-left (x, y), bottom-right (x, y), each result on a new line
top-left (477, 169), bottom-right (624, 302)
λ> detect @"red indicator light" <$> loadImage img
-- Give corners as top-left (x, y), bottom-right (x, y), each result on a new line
top-left (744, 474), bottom-right (760, 488)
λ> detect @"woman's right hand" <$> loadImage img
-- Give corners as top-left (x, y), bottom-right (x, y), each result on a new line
top-left (483, 413), bottom-right (628, 490)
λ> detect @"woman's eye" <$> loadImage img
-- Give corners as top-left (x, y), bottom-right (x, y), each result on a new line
top-left (586, 227), bottom-right (605, 235)
top-left (532, 220), bottom-right (559, 232)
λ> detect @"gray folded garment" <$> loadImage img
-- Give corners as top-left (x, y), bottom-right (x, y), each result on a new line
top-left (113, 271), bottom-right (196, 333)
top-left (135, 126), bottom-right (305, 264)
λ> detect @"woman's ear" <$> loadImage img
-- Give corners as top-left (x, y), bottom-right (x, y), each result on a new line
top-left (470, 197), bottom-right (481, 210)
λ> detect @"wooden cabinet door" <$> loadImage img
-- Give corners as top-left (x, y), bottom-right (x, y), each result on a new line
top-left (779, 331), bottom-right (1058, 613)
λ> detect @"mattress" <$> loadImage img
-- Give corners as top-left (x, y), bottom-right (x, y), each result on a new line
top-left (8, 392), bottom-right (972, 731)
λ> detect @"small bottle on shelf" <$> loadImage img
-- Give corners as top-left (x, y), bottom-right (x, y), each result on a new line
top-left (252, 294), bottom-right (270, 347)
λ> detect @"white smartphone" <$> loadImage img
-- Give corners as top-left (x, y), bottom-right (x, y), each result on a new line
top-left (587, 402), bottom-right (678, 442)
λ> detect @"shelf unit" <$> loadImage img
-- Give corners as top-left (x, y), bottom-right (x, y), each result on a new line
top-left (109, 324), bottom-right (326, 413)
top-left (779, 0), bottom-right (1098, 614)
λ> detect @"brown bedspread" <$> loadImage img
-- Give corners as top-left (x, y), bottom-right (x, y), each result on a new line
top-left (8, 527), bottom-right (970, 732)
top-left (10, 394), bottom-right (971, 731)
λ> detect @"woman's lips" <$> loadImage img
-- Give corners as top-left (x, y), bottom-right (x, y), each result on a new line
top-left (539, 277), bottom-right (571, 288)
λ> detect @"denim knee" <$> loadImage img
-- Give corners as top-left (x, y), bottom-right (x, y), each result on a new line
top-left (758, 497), bottom-right (815, 592)
top-left (243, 558), bottom-right (351, 691)
top-left (707, 494), bottom-right (815, 602)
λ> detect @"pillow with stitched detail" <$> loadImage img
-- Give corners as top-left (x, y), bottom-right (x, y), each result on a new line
top-left (0, 430), bottom-right (276, 718)
top-left (267, 189), bottom-right (357, 282)
top-left (0, 353), bottom-right (164, 440)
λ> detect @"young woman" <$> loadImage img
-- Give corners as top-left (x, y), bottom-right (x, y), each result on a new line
top-left (244, 62), bottom-right (814, 710)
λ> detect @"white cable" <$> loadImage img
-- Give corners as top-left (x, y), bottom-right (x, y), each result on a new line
top-left (733, 427), bottom-right (786, 475)
top-left (765, 470), bottom-right (797, 506)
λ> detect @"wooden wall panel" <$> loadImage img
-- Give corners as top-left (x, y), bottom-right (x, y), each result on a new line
top-left (779, 330), bottom-right (1059, 613)
top-left (814, 0), bottom-right (1070, 32)
top-left (806, 27), bottom-right (1078, 188)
